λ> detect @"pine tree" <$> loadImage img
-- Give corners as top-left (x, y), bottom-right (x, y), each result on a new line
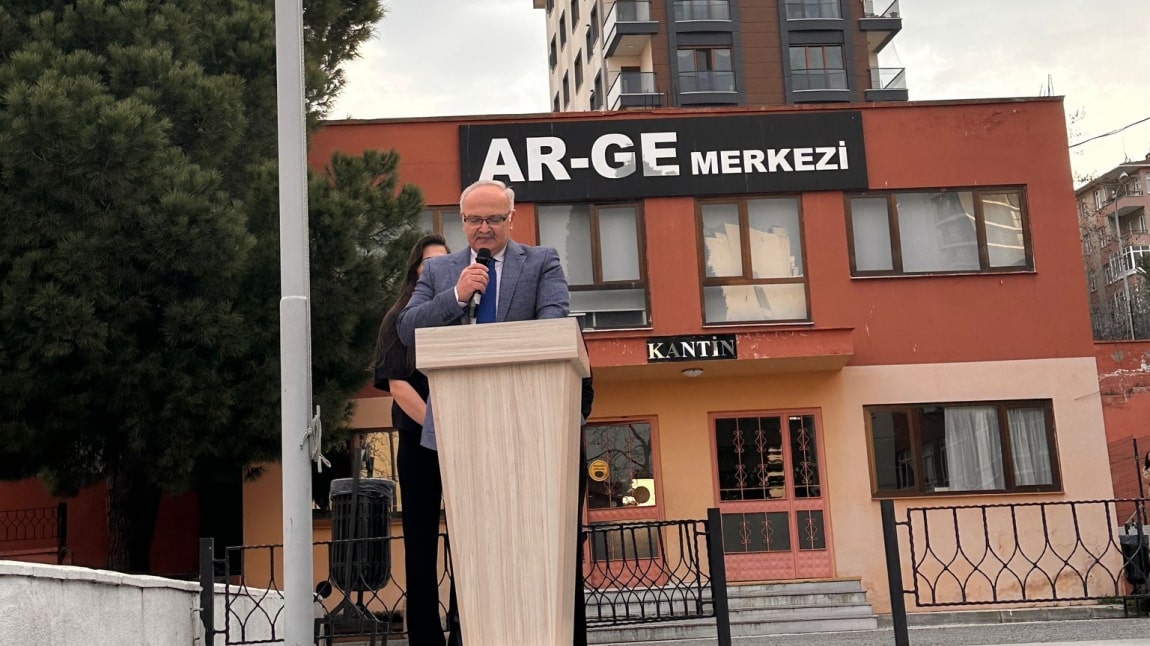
top-left (0, 0), bottom-right (421, 571)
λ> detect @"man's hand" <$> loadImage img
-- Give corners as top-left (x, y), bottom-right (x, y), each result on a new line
top-left (455, 262), bottom-right (490, 303)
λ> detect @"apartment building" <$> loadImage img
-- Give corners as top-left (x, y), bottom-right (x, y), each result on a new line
top-left (536, 0), bottom-right (906, 112)
top-left (1076, 157), bottom-right (1150, 340)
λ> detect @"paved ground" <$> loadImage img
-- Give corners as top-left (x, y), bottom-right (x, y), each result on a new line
top-left (723, 619), bottom-right (1150, 646)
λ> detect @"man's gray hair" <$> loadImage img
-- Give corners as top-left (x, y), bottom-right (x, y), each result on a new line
top-left (459, 179), bottom-right (516, 213)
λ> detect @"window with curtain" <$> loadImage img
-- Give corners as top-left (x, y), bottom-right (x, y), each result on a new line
top-left (867, 401), bottom-right (1059, 497)
top-left (537, 203), bottom-right (648, 330)
top-left (698, 197), bottom-right (808, 324)
top-left (418, 207), bottom-right (467, 253)
top-left (846, 188), bottom-right (1032, 276)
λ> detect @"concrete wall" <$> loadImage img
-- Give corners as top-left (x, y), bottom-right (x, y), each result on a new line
top-left (0, 561), bottom-right (201, 646)
top-left (0, 560), bottom-right (302, 646)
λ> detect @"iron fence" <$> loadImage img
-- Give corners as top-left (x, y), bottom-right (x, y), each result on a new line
top-left (1108, 436), bottom-right (1149, 525)
top-left (200, 510), bottom-right (731, 645)
top-left (0, 503), bottom-right (67, 564)
top-left (881, 497), bottom-right (1150, 646)
top-left (200, 533), bottom-right (454, 646)
top-left (583, 510), bottom-right (729, 636)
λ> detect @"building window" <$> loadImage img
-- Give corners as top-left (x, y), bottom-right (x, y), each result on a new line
top-left (419, 207), bottom-right (467, 253)
top-left (584, 420), bottom-right (660, 567)
top-left (549, 37), bottom-right (557, 70)
top-left (562, 71), bottom-right (570, 106)
top-left (846, 188), bottom-right (1032, 276)
top-left (677, 47), bottom-right (735, 93)
top-left (575, 54), bottom-right (584, 90)
top-left (571, 0), bottom-right (580, 32)
top-left (553, 92), bottom-right (561, 113)
top-left (1129, 214), bottom-right (1147, 236)
top-left (674, 0), bottom-right (731, 21)
top-left (1094, 188), bottom-right (1103, 210)
top-left (698, 198), bottom-right (808, 324)
top-left (537, 203), bottom-right (648, 330)
top-left (867, 401), bottom-right (1060, 497)
top-left (546, 0), bottom-right (554, 13)
top-left (585, 421), bottom-right (657, 512)
top-left (587, 5), bottom-right (599, 54)
top-left (1088, 272), bottom-right (1097, 292)
top-left (1108, 245), bottom-right (1150, 284)
top-left (789, 45), bottom-right (846, 91)
top-left (784, 0), bottom-right (841, 19)
top-left (560, 13), bottom-right (567, 48)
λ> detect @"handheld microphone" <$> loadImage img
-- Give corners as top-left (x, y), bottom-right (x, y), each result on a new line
top-left (468, 247), bottom-right (493, 323)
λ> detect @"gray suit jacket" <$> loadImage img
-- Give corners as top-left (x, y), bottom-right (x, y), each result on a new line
top-left (396, 239), bottom-right (570, 448)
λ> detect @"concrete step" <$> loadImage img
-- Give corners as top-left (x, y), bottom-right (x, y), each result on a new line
top-left (726, 579), bottom-right (864, 597)
top-left (585, 578), bottom-right (877, 642)
top-left (727, 590), bottom-right (868, 609)
top-left (875, 603), bottom-right (1131, 628)
top-left (728, 602), bottom-right (875, 623)
top-left (587, 614), bottom-right (879, 644)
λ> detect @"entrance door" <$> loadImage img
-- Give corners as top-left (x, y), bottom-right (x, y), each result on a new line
top-left (711, 412), bottom-right (832, 581)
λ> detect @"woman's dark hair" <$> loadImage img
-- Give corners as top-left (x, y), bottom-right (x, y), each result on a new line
top-left (372, 233), bottom-right (449, 388)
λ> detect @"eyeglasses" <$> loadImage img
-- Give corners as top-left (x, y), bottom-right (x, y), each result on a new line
top-left (462, 214), bottom-right (510, 226)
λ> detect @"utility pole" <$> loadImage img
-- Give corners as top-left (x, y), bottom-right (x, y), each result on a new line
top-left (273, 0), bottom-right (315, 640)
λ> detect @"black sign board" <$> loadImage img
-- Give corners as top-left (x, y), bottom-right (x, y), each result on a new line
top-left (646, 334), bottom-right (738, 363)
top-left (459, 112), bottom-right (867, 203)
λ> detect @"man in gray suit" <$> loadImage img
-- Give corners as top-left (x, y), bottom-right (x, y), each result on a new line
top-left (397, 178), bottom-right (569, 348)
top-left (398, 179), bottom-right (591, 645)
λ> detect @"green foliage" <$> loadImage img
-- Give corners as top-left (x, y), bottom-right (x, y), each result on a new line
top-left (0, 0), bottom-right (420, 567)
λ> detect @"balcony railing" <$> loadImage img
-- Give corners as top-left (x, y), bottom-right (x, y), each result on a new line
top-left (677, 70), bottom-right (736, 93)
top-left (785, 0), bottom-right (841, 19)
top-left (607, 0), bottom-right (652, 24)
top-left (862, 0), bottom-right (899, 18)
top-left (673, 0), bottom-right (731, 21)
top-left (792, 68), bottom-right (848, 91)
top-left (607, 71), bottom-right (659, 109)
top-left (870, 66), bottom-right (906, 90)
top-left (604, 0), bottom-right (656, 56)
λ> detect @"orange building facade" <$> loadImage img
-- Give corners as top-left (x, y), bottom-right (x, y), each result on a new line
top-left (247, 97), bottom-right (1112, 614)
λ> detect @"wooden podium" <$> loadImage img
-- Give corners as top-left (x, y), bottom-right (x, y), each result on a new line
top-left (416, 317), bottom-right (590, 646)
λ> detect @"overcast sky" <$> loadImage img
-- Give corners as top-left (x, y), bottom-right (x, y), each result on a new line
top-left (331, 0), bottom-right (1150, 183)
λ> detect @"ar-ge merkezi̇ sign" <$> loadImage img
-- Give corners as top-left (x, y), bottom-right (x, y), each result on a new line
top-left (459, 112), bottom-right (867, 202)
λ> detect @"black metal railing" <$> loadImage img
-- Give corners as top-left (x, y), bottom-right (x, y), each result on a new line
top-left (882, 497), bottom-right (1150, 646)
top-left (200, 533), bottom-right (455, 646)
top-left (583, 512), bottom-right (729, 634)
top-left (201, 511), bottom-right (731, 645)
top-left (0, 503), bottom-right (67, 564)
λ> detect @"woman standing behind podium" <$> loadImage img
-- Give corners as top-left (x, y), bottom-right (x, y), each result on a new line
top-left (373, 233), bottom-right (458, 646)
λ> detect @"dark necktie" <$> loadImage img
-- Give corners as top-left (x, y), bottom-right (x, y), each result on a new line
top-left (476, 260), bottom-right (498, 324)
